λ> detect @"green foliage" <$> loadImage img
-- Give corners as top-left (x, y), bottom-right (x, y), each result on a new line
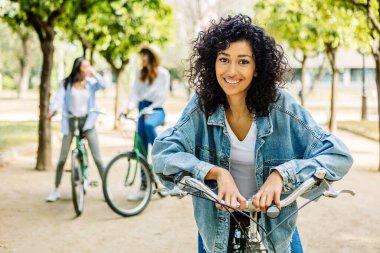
top-left (17, 0), bottom-right (68, 22)
top-left (61, 0), bottom-right (174, 71)
top-left (314, 0), bottom-right (366, 50)
top-left (254, 0), bottom-right (322, 55)
top-left (254, 0), bottom-right (369, 54)
top-left (335, 0), bottom-right (376, 54)
top-left (1, 75), bottom-right (16, 90)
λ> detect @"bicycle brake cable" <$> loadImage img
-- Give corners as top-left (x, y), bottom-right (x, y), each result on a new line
top-left (177, 181), bottom-right (277, 252)
top-left (261, 193), bottom-right (323, 244)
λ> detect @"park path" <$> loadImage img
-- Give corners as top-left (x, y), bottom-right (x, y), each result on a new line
top-left (0, 93), bottom-right (380, 252)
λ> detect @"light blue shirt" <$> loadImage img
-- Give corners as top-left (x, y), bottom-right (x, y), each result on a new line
top-left (49, 74), bottom-right (105, 135)
top-left (152, 89), bottom-right (353, 253)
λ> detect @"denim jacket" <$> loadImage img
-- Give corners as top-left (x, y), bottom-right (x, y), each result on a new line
top-left (152, 89), bottom-right (353, 253)
top-left (49, 74), bottom-right (105, 135)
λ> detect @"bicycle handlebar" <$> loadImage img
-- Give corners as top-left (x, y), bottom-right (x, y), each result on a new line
top-left (161, 168), bottom-right (355, 218)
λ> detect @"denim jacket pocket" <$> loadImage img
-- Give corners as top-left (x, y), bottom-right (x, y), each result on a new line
top-left (263, 156), bottom-right (302, 181)
top-left (196, 145), bottom-right (217, 165)
top-left (263, 159), bottom-right (290, 181)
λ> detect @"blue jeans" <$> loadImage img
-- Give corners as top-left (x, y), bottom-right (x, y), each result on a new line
top-left (290, 226), bottom-right (303, 253)
top-left (198, 226), bottom-right (303, 253)
top-left (138, 100), bottom-right (165, 189)
top-left (138, 100), bottom-right (165, 154)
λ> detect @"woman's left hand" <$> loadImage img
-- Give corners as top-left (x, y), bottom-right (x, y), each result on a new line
top-left (252, 170), bottom-right (283, 212)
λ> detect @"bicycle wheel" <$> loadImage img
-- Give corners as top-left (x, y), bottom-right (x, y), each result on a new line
top-left (71, 150), bottom-right (84, 216)
top-left (103, 152), bottom-right (152, 217)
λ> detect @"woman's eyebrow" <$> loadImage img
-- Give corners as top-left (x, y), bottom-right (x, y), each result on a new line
top-left (238, 54), bottom-right (253, 58)
top-left (217, 52), bottom-right (253, 58)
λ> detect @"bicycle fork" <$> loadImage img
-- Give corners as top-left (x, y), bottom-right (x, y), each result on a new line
top-left (233, 212), bottom-right (268, 253)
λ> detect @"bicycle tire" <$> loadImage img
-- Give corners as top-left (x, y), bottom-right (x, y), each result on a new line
top-left (71, 150), bottom-right (84, 216)
top-left (103, 151), bottom-right (152, 217)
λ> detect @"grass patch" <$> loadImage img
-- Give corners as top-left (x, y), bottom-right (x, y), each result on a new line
top-left (0, 121), bottom-right (59, 152)
top-left (338, 120), bottom-right (378, 141)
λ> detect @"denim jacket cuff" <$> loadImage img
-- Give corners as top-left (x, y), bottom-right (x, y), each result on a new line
top-left (270, 164), bottom-right (297, 192)
top-left (194, 161), bottom-right (215, 182)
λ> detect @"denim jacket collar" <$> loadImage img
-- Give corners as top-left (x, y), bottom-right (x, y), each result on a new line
top-left (207, 103), bottom-right (273, 138)
top-left (207, 104), bottom-right (226, 127)
top-left (256, 114), bottom-right (273, 138)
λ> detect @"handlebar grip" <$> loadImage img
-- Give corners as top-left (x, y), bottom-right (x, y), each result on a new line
top-left (266, 205), bottom-right (280, 219)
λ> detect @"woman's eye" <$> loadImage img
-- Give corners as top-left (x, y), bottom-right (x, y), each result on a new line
top-left (218, 57), bottom-right (228, 63)
top-left (239, 59), bottom-right (250, 64)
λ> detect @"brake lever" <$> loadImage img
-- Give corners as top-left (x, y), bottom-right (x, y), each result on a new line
top-left (323, 188), bottom-right (356, 198)
top-left (321, 180), bottom-right (355, 198)
top-left (153, 187), bottom-right (188, 199)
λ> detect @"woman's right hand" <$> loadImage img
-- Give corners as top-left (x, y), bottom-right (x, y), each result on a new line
top-left (205, 166), bottom-right (246, 211)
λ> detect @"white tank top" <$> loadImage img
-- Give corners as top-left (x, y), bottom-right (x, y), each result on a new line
top-left (70, 87), bottom-right (90, 117)
top-left (225, 115), bottom-right (258, 199)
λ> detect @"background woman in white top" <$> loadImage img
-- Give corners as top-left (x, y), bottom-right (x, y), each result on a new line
top-left (126, 46), bottom-right (170, 200)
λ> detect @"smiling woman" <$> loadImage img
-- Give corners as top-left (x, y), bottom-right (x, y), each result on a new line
top-left (152, 14), bottom-right (353, 253)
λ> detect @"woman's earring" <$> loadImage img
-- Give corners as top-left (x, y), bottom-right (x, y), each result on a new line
top-left (254, 72), bottom-right (258, 77)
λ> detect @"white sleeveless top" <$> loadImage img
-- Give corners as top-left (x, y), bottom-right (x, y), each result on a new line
top-left (225, 116), bottom-right (258, 199)
top-left (69, 87), bottom-right (90, 117)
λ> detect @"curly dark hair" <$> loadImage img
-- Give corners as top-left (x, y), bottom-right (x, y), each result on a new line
top-left (187, 14), bottom-right (292, 117)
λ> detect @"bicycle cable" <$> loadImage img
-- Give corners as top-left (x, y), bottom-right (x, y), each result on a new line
top-left (177, 181), bottom-right (277, 253)
top-left (261, 193), bottom-right (323, 243)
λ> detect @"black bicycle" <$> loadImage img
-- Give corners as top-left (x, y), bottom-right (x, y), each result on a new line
top-left (158, 169), bottom-right (355, 252)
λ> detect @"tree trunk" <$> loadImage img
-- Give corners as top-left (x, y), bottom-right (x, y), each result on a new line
top-left (82, 42), bottom-right (87, 58)
top-left (90, 48), bottom-right (95, 65)
top-left (35, 38), bottom-right (54, 171)
top-left (326, 46), bottom-right (338, 133)
top-left (373, 51), bottom-right (380, 172)
top-left (113, 68), bottom-right (123, 129)
top-left (361, 53), bottom-right (368, 120)
top-left (300, 56), bottom-right (307, 106)
top-left (308, 57), bottom-right (326, 94)
top-left (17, 34), bottom-right (32, 98)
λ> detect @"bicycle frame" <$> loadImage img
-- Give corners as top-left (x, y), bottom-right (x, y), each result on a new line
top-left (161, 169), bottom-right (355, 252)
top-left (120, 114), bottom-right (150, 187)
top-left (73, 119), bottom-right (88, 179)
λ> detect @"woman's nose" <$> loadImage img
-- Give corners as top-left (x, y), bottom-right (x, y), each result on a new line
top-left (226, 63), bottom-right (237, 76)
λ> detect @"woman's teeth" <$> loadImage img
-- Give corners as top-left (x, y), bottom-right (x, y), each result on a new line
top-left (224, 78), bottom-right (240, 84)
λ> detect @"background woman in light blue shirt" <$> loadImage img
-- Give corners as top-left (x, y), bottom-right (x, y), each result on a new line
top-left (46, 57), bottom-right (106, 202)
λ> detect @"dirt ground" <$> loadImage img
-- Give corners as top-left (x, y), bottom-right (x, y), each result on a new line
top-left (1, 91), bottom-right (380, 253)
